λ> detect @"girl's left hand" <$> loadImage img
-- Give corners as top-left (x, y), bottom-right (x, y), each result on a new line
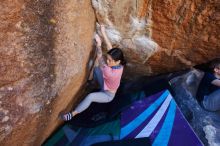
top-left (95, 34), bottom-right (102, 47)
top-left (100, 25), bottom-right (106, 34)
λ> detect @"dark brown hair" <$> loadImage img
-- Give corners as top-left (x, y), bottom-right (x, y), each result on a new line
top-left (107, 48), bottom-right (126, 65)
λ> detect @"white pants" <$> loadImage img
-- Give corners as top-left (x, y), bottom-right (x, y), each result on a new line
top-left (75, 91), bottom-right (115, 113)
top-left (75, 67), bottom-right (115, 113)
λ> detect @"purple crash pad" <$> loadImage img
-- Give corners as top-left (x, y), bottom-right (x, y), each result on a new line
top-left (120, 90), bottom-right (203, 146)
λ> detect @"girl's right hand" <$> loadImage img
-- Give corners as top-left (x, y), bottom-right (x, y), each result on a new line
top-left (95, 34), bottom-right (102, 47)
top-left (100, 25), bottom-right (106, 34)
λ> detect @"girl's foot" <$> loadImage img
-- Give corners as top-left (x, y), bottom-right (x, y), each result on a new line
top-left (60, 112), bottom-right (73, 121)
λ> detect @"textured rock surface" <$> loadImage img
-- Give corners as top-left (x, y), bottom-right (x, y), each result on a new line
top-left (0, 0), bottom-right (219, 145)
top-left (92, 0), bottom-right (220, 77)
top-left (0, 0), bottom-right (95, 145)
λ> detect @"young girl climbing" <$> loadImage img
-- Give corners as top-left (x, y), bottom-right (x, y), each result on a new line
top-left (61, 25), bottom-right (126, 121)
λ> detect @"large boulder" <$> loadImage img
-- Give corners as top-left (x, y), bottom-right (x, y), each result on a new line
top-left (0, 0), bottom-right (95, 145)
top-left (92, 0), bottom-right (220, 77)
top-left (0, 0), bottom-right (219, 145)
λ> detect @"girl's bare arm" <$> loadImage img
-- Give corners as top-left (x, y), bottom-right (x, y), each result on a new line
top-left (100, 25), bottom-right (112, 51)
top-left (95, 34), bottom-right (106, 67)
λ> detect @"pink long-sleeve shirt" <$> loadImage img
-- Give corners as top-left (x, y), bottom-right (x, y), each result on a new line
top-left (101, 65), bottom-right (123, 91)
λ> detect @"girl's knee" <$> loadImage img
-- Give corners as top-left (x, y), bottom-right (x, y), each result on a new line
top-left (94, 67), bottom-right (102, 74)
top-left (94, 67), bottom-right (99, 72)
top-left (87, 93), bottom-right (95, 101)
top-left (94, 66), bottom-right (99, 70)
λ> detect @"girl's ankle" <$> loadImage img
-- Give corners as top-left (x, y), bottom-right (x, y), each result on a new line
top-left (71, 111), bottom-right (78, 117)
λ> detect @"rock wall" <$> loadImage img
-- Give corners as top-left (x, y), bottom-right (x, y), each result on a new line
top-left (0, 0), bottom-right (95, 145)
top-left (92, 0), bottom-right (220, 77)
top-left (0, 0), bottom-right (219, 145)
